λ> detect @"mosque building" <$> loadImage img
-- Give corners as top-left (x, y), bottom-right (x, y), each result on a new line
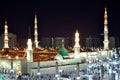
top-left (0, 6), bottom-right (116, 76)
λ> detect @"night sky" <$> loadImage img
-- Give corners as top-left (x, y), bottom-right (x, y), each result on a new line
top-left (0, 0), bottom-right (120, 39)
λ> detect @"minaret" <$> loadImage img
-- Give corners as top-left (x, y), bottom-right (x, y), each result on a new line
top-left (74, 30), bottom-right (80, 58)
top-left (62, 39), bottom-right (65, 48)
top-left (27, 27), bottom-right (33, 62)
top-left (4, 20), bottom-right (9, 48)
top-left (34, 14), bottom-right (39, 48)
top-left (103, 6), bottom-right (109, 50)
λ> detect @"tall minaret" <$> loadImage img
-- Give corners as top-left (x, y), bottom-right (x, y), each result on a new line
top-left (4, 20), bottom-right (9, 48)
top-left (74, 30), bottom-right (80, 58)
top-left (34, 14), bottom-right (38, 48)
top-left (27, 27), bottom-right (33, 62)
top-left (103, 6), bottom-right (109, 50)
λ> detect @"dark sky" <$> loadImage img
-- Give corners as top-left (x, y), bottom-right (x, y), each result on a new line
top-left (0, 0), bottom-right (120, 39)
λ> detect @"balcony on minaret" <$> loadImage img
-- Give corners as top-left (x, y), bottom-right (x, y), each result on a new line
top-left (104, 20), bottom-right (108, 24)
top-left (35, 31), bottom-right (38, 34)
top-left (75, 44), bottom-right (80, 47)
top-left (104, 28), bottom-right (108, 32)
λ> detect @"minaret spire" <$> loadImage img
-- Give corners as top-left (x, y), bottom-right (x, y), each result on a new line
top-left (34, 14), bottom-right (38, 48)
top-left (4, 20), bottom-right (9, 48)
top-left (28, 27), bottom-right (31, 38)
top-left (103, 6), bottom-right (109, 50)
top-left (74, 29), bottom-right (80, 58)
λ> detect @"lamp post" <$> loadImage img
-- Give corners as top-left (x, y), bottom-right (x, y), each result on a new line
top-left (55, 61), bottom-right (59, 80)
top-left (37, 59), bottom-right (41, 80)
top-left (11, 59), bottom-right (13, 70)
top-left (37, 61), bottom-right (40, 72)
top-left (10, 58), bottom-right (14, 77)
top-left (76, 63), bottom-right (80, 79)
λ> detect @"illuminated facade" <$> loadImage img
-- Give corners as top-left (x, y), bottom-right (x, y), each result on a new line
top-left (103, 7), bottom-right (109, 50)
top-left (0, 6), bottom-right (117, 76)
top-left (4, 20), bottom-right (9, 48)
top-left (0, 20), bottom-right (26, 74)
top-left (34, 14), bottom-right (39, 48)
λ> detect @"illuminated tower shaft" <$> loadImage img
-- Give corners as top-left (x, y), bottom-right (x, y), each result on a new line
top-left (74, 30), bottom-right (80, 58)
top-left (34, 14), bottom-right (38, 48)
top-left (27, 38), bottom-right (33, 62)
top-left (4, 20), bottom-right (9, 48)
top-left (103, 7), bottom-right (109, 50)
top-left (27, 39), bottom-right (33, 51)
top-left (27, 27), bottom-right (33, 62)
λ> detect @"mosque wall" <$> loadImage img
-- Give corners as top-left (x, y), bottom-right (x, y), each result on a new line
top-left (27, 61), bottom-right (87, 76)
top-left (27, 59), bottom-right (82, 75)
top-left (0, 59), bottom-right (21, 74)
top-left (79, 50), bottom-right (113, 62)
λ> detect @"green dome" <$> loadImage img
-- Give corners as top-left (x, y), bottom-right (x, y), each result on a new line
top-left (58, 47), bottom-right (68, 57)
